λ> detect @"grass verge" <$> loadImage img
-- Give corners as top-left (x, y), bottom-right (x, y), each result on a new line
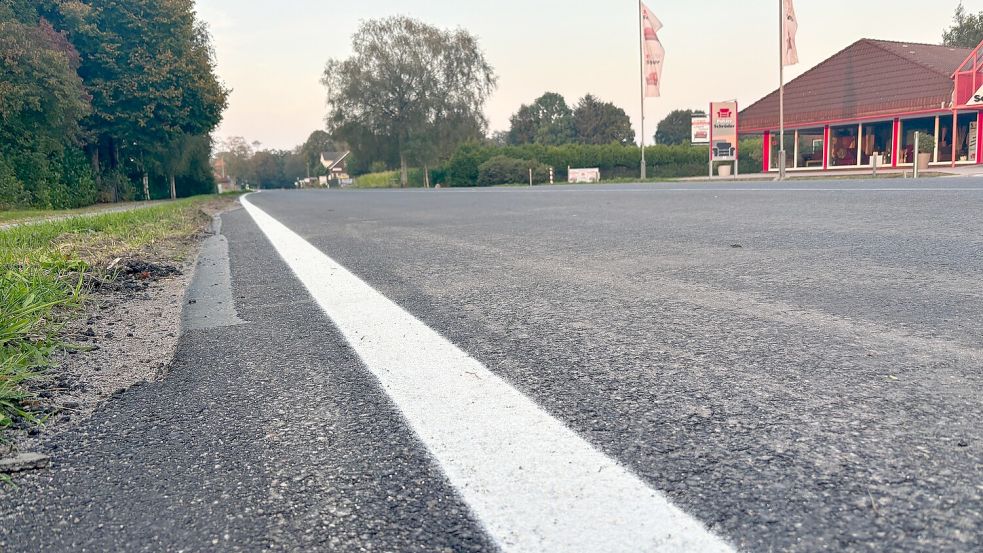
top-left (0, 195), bottom-right (235, 445)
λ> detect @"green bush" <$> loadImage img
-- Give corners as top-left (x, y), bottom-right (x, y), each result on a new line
top-left (478, 156), bottom-right (550, 186)
top-left (446, 142), bottom-right (485, 187)
top-left (917, 134), bottom-right (936, 154)
top-left (0, 158), bottom-right (29, 209)
top-left (354, 171), bottom-right (400, 188)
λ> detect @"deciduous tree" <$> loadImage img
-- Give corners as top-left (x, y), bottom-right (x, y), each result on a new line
top-left (322, 17), bottom-right (496, 187)
top-left (0, 5), bottom-right (92, 207)
top-left (655, 109), bottom-right (699, 146)
top-left (572, 95), bottom-right (635, 145)
top-left (508, 92), bottom-right (575, 145)
top-left (944, 2), bottom-right (983, 48)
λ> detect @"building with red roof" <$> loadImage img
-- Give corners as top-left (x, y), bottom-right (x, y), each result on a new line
top-left (740, 38), bottom-right (983, 172)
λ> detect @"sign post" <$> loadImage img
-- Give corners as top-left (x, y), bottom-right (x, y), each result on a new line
top-left (709, 101), bottom-right (739, 178)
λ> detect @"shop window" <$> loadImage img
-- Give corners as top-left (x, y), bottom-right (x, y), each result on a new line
top-left (899, 117), bottom-right (935, 165)
top-left (829, 125), bottom-right (859, 167)
top-left (796, 129), bottom-right (824, 168)
top-left (860, 122), bottom-right (892, 166)
top-left (938, 113), bottom-right (978, 163)
top-left (769, 131), bottom-right (794, 170)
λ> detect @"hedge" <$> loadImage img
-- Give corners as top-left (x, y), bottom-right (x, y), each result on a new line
top-left (478, 156), bottom-right (550, 186)
top-left (445, 139), bottom-right (764, 186)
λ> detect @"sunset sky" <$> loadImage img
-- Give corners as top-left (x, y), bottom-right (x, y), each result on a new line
top-left (196, 0), bottom-right (979, 150)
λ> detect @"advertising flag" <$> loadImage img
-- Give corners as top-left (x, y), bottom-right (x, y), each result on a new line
top-left (783, 0), bottom-right (799, 66)
top-left (640, 2), bottom-right (665, 97)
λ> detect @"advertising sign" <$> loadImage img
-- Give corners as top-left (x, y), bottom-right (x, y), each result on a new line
top-left (970, 122), bottom-right (978, 162)
top-left (691, 114), bottom-right (710, 144)
top-left (710, 101), bottom-right (739, 161)
top-left (568, 168), bottom-right (601, 184)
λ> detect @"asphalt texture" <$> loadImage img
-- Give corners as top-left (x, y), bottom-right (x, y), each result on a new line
top-left (3, 178), bottom-right (982, 552)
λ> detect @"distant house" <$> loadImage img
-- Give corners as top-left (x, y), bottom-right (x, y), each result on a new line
top-left (211, 156), bottom-right (240, 193)
top-left (321, 152), bottom-right (351, 175)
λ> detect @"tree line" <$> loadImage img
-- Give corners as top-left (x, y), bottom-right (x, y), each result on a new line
top-left (0, 0), bottom-right (227, 209)
top-left (319, 16), bottom-right (703, 186)
top-left (212, 131), bottom-right (341, 189)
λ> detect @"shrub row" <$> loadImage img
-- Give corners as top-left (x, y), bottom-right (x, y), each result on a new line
top-left (478, 156), bottom-right (550, 186)
top-left (445, 140), bottom-right (764, 186)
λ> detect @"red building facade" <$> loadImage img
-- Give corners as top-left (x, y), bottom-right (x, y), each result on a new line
top-left (740, 39), bottom-right (983, 172)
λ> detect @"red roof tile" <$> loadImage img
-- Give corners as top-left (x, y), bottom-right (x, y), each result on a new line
top-left (740, 40), bottom-right (973, 132)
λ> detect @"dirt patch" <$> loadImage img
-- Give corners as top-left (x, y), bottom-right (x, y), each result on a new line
top-left (8, 255), bottom-right (195, 454)
top-left (1, 197), bottom-right (242, 459)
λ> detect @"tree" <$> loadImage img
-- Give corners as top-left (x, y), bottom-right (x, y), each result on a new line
top-left (214, 137), bottom-right (255, 184)
top-left (944, 2), bottom-right (983, 48)
top-left (572, 95), bottom-right (635, 145)
top-left (323, 17), bottom-right (497, 187)
top-left (507, 92), bottom-right (575, 145)
top-left (0, 6), bottom-right (92, 207)
top-left (46, 0), bottom-right (228, 198)
top-left (655, 109), bottom-right (699, 146)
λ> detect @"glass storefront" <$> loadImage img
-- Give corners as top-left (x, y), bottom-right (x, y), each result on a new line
top-left (860, 122), bottom-right (893, 166)
top-left (898, 117), bottom-right (935, 165)
top-left (767, 112), bottom-right (981, 171)
top-left (829, 125), bottom-right (859, 167)
top-left (938, 113), bottom-right (978, 163)
top-left (796, 128), bottom-right (825, 168)
top-left (769, 131), bottom-right (795, 170)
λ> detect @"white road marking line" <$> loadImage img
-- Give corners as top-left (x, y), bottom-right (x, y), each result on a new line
top-left (241, 195), bottom-right (735, 553)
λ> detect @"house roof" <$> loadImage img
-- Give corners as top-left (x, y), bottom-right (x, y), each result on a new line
top-left (740, 39), bottom-right (973, 132)
top-left (320, 151), bottom-right (350, 170)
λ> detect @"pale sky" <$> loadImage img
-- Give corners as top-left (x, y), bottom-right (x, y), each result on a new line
top-left (197, 0), bottom-right (981, 150)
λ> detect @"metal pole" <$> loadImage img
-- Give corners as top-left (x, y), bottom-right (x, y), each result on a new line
top-left (914, 132), bottom-right (920, 179)
top-left (639, 0), bottom-right (647, 181)
top-left (779, 0), bottom-right (786, 180)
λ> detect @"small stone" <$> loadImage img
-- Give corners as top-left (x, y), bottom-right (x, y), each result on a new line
top-left (0, 453), bottom-right (51, 473)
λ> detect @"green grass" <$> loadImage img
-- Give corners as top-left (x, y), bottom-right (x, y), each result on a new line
top-left (0, 195), bottom-right (223, 443)
top-left (0, 209), bottom-right (61, 224)
top-left (0, 201), bottom-right (155, 225)
top-left (353, 171), bottom-right (402, 188)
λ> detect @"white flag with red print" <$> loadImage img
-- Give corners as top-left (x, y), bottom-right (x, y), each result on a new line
top-left (640, 2), bottom-right (665, 97)
top-left (783, 0), bottom-right (799, 66)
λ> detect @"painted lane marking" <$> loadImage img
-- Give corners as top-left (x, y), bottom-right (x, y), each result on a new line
top-left (241, 195), bottom-right (735, 553)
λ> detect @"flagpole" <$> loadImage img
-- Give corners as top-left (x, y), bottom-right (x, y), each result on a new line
top-left (779, 0), bottom-right (786, 180)
top-left (639, 0), bottom-right (647, 181)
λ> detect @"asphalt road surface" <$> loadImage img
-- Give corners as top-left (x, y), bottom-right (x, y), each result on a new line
top-left (3, 179), bottom-right (982, 552)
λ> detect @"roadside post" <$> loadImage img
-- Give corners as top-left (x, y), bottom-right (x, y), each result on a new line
top-left (549, 167), bottom-right (555, 185)
top-left (913, 132), bottom-right (920, 179)
top-left (529, 168), bottom-right (533, 187)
